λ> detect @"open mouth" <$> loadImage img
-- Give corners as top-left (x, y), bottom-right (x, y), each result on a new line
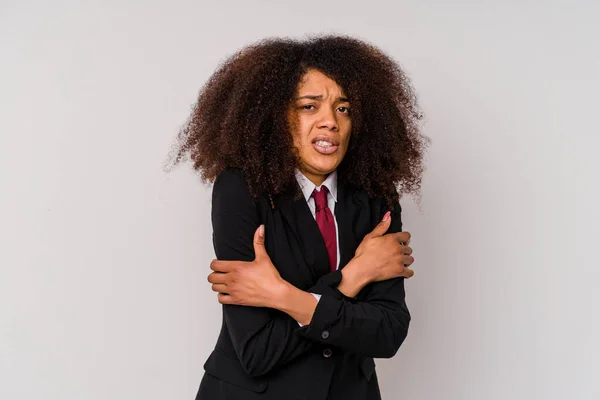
top-left (311, 136), bottom-right (339, 155)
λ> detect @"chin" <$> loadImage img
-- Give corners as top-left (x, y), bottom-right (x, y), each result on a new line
top-left (307, 159), bottom-right (340, 175)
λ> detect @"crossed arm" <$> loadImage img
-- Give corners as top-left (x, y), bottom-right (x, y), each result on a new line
top-left (208, 169), bottom-right (414, 377)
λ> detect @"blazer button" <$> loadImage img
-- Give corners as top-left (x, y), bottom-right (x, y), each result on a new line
top-left (322, 348), bottom-right (332, 358)
top-left (321, 330), bottom-right (330, 339)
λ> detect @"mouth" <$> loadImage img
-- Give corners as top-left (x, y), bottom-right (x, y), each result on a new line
top-left (311, 136), bottom-right (339, 155)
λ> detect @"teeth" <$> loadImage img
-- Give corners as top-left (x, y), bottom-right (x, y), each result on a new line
top-left (315, 140), bottom-right (333, 147)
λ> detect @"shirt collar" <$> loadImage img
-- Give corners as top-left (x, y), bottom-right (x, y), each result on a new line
top-left (295, 169), bottom-right (338, 203)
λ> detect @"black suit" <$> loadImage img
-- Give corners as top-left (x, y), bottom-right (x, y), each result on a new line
top-left (195, 168), bottom-right (410, 400)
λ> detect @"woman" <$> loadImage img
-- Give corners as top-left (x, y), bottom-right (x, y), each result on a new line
top-left (169, 35), bottom-right (429, 400)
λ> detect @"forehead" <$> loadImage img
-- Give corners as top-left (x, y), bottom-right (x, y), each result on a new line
top-left (296, 69), bottom-right (345, 95)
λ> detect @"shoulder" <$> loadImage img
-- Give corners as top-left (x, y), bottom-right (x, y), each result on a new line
top-left (343, 182), bottom-right (403, 233)
top-left (212, 168), bottom-right (258, 203)
top-left (213, 168), bottom-right (246, 192)
top-left (212, 168), bottom-right (272, 215)
top-left (344, 182), bottom-right (402, 218)
top-left (211, 168), bottom-right (255, 213)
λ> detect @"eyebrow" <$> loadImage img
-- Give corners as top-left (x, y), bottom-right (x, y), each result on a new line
top-left (296, 94), bottom-right (349, 102)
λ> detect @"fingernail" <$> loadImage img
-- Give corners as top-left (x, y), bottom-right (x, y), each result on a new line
top-left (259, 225), bottom-right (265, 237)
top-left (383, 211), bottom-right (391, 221)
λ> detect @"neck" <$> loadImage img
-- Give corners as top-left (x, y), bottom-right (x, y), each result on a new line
top-left (303, 171), bottom-right (326, 187)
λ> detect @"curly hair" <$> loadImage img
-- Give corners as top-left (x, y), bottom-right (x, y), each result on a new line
top-left (167, 35), bottom-right (430, 207)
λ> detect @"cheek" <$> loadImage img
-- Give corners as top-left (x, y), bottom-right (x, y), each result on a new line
top-left (291, 130), bottom-right (307, 150)
top-left (288, 115), bottom-right (303, 148)
top-left (340, 128), bottom-right (352, 150)
top-left (292, 121), bottom-right (312, 148)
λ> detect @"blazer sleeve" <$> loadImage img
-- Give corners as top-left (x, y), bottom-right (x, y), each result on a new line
top-left (298, 200), bottom-right (411, 359)
top-left (211, 169), bottom-right (316, 377)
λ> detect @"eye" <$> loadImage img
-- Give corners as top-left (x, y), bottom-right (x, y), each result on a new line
top-left (338, 106), bottom-right (351, 114)
top-left (301, 104), bottom-right (316, 110)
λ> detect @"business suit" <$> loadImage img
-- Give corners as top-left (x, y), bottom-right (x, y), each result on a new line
top-left (195, 168), bottom-right (410, 400)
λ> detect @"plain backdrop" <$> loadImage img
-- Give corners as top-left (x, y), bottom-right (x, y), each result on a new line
top-left (1, 1), bottom-right (599, 399)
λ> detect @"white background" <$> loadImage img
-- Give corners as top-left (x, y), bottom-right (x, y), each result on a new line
top-left (1, 1), bottom-right (599, 399)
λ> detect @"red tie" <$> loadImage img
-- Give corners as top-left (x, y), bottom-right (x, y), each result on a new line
top-left (312, 187), bottom-right (337, 272)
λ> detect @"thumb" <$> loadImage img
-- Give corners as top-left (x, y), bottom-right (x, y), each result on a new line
top-left (253, 225), bottom-right (268, 259)
top-left (369, 211), bottom-right (392, 238)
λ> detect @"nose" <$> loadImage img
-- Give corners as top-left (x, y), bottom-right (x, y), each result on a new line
top-left (317, 107), bottom-right (338, 131)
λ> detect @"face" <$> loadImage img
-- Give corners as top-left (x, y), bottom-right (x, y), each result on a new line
top-left (287, 69), bottom-right (352, 186)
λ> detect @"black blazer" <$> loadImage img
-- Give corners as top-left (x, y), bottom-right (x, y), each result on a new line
top-left (195, 168), bottom-right (410, 400)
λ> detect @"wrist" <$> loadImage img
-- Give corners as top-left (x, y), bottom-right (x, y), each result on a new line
top-left (338, 257), bottom-right (372, 297)
top-left (348, 256), bottom-right (374, 284)
top-left (273, 283), bottom-right (318, 326)
top-left (268, 279), bottom-right (294, 310)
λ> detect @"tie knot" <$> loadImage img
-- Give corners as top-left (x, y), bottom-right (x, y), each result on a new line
top-left (312, 187), bottom-right (329, 211)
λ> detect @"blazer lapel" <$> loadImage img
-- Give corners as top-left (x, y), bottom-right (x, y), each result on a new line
top-left (335, 181), bottom-right (358, 270)
top-left (275, 188), bottom-right (331, 278)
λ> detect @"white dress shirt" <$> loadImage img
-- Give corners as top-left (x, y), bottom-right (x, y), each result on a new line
top-left (294, 170), bottom-right (341, 326)
top-left (294, 169), bottom-right (341, 270)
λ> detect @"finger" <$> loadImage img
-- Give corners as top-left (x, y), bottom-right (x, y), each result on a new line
top-left (207, 272), bottom-right (227, 284)
top-left (367, 211), bottom-right (393, 238)
top-left (210, 259), bottom-right (235, 273)
top-left (391, 231), bottom-right (411, 245)
top-left (211, 283), bottom-right (228, 293)
top-left (402, 246), bottom-right (413, 255)
top-left (402, 268), bottom-right (414, 279)
top-left (218, 293), bottom-right (235, 305)
top-left (253, 225), bottom-right (268, 260)
top-left (403, 255), bottom-right (415, 266)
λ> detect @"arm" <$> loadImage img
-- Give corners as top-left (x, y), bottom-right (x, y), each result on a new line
top-left (276, 202), bottom-right (411, 359)
top-left (293, 257), bottom-right (373, 326)
top-left (211, 169), bottom-right (319, 377)
top-left (211, 170), bottom-right (411, 372)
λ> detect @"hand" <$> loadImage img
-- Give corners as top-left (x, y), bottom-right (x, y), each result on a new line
top-left (354, 211), bottom-right (415, 283)
top-left (207, 225), bottom-right (286, 307)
